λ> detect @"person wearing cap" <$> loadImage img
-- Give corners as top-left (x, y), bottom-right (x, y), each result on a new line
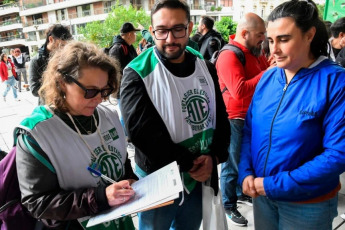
top-left (109, 22), bottom-right (139, 136)
top-left (109, 22), bottom-right (139, 74)
top-left (29, 24), bottom-right (72, 105)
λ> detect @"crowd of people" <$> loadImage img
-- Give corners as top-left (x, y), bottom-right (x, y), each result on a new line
top-left (1, 0), bottom-right (345, 229)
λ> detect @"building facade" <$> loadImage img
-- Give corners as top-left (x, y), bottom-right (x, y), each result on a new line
top-left (0, 0), bottom-right (286, 56)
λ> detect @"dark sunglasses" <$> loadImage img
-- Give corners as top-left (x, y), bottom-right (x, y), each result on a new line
top-left (63, 73), bottom-right (114, 99)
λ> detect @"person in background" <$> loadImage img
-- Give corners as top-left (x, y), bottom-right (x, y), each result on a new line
top-left (109, 22), bottom-right (139, 138)
top-left (121, 0), bottom-right (230, 229)
top-left (0, 53), bottom-right (19, 102)
top-left (13, 48), bottom-right (29, 92)
top-left (239, 0), bottom-right (345, 229)
top-left (216, 12), bottom-right (270, 227)
top-left (29, 24), bottom-right (72, 104)
top-left (16, 41), bottom-right (137, 229)
top-left (329, 17), bottom-right (345, 61)
top-left (197, 15), bottom-right (224, 60)
top-left (8, 48), bottom-right (15, 61)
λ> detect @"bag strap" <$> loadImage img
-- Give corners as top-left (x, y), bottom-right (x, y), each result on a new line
top-left (121, 44), bottom-right (128, 56)
top-left (216, 44), bottom-right (246, 94)
top-left (0, 199), bottom-right (20, 213)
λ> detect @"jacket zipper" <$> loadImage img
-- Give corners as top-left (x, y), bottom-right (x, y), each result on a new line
top-left (263, 83), bottom-right (289, 176)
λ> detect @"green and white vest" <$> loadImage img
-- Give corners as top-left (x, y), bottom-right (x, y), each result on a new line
top-left (128, 47), bottom-right (216, 191)
top-left (17, 104), bottom-right (127, 189)
top-left (17, 104), bottom-right (135, 229)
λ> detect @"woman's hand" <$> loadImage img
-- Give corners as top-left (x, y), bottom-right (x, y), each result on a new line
top-left (254, 177), bottom-right (266, 196)
top-left (242, 175), bottom-right (259, 198)
top-left (106, 180), bottom-right (135, 206)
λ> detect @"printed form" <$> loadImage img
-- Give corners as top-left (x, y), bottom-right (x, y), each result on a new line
top-left (87, 161), bottom-right (183, 227)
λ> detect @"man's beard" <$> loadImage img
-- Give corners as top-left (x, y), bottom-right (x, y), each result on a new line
top-left (158, 43), bottom-right (186, 60)
top-left (246, 40), bottom-right (263, 57)
top-left (249, 45), bottom-right (263, 57)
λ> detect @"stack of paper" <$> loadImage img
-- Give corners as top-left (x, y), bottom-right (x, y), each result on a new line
top-left (87, 161), bottom-right (183, 227)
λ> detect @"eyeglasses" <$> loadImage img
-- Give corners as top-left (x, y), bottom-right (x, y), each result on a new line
top-left (63, 74), bottom-right (114, 99)
top-left (152, 23), bottom-right (189, 40)
top-left (15, 51), bottom-right (20, 53)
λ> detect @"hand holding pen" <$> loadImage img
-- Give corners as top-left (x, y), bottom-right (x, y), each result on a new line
top-left (106, 180), bottom-right (135, 206)
top-left (87, 166), bottom-right (135, 206)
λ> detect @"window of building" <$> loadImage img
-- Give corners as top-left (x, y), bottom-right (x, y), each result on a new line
top-left (32, 14), bottom-right (43, 25)
top-left (81, 4), bottom-right (91, 16)
top-left (220, 0), bottom-right (232, 7)
top-left (56, 9), bottom-right (66, 21)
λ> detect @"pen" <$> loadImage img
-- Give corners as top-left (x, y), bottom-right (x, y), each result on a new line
top-left (87, 166), bottom-right (117, 184)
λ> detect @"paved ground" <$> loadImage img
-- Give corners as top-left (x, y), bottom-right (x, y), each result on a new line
top-left (1, 87), bottom-right (345, 229)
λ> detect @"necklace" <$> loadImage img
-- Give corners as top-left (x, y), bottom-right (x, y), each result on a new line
top-left (74, 116), bottom-right (93, 135)
top-left (66, 112), bottom-right (112, 160)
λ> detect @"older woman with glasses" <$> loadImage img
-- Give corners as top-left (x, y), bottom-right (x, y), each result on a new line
top-left (15, 41), bottom-right (137, 230)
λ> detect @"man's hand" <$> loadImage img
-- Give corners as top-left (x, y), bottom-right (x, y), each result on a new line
top-left (254, 177), bottom-right (266, 196)
top-left (137, 23), bottom-right (144, 30)
top-left (188, 155), bottom-right (213, 182)
top-left (242, 175), bottom-right (259, 198)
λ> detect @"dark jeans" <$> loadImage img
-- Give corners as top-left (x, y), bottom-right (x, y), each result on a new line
top-left (220, 119), bottom-right (244, 210)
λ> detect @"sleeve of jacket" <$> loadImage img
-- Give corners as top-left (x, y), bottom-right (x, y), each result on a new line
top-left (238, 102), bottom-right (255, 185)
top-left (16, 133), bottom-right (110, 223)
top-left (264, 75), bottom-right (345, 200)
top-left (0, 62), bottom-right (5, 80)
top-left (336, 48), bottom-right (345, 67)
top-left (29, 55), bottom-right (42, 97)
top-left (216, 50), bottom-right (264, 100)
top-left (205, 60), bottom-right (230, 163)
top-left (207, 37), bottom-right (221, 58)
top-left (10, 61), bottom-right (16, 77)
top-left (120, 67), bottom-right (196, 172)
top-left (109, 44), bottom-right (125, 72)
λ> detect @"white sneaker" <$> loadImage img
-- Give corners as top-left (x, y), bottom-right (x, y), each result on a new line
top-left (15, 98), bottom-right (20, 102)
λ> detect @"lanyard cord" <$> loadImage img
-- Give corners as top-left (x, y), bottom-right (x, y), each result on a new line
top-left (66, 112), bottom-right (112, 159)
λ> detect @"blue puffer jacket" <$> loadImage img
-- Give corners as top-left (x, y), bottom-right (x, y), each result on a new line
top-left (239, 57), bottom-right (345, 202)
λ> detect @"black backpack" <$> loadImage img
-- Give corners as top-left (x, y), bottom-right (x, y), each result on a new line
top-left (103, 43), bottom-right (128, 56)
top-left (210, 44), bottom-right (246, 94)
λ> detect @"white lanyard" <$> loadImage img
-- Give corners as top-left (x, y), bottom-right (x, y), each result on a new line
top-left (66, 112), bottom-right (112, 159)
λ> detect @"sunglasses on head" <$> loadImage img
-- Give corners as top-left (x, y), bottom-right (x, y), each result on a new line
top-left (62, 73), bottom-right (114, 99)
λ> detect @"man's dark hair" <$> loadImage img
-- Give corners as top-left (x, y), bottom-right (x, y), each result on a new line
top-left (200, 15), bottom-right (214, 30)
top-left (44, 24), bottom-right (72, 47)
top-left (268, 0), bottom-right (328, 58)
top-left (151, 0), bottom-right (190, 25)
top-left (330, 17), bottom-right (345, 38)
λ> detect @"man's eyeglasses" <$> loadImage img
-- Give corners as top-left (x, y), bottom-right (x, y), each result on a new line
top-left (152, 23), bottom-right (189, 40)
top-left (15, 51), bottom-right (20, 53)
top-left (63, 73), bottom-right (114, 99)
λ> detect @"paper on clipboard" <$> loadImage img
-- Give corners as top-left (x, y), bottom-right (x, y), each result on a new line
top-left (87, 161), bottom-right (183, 227)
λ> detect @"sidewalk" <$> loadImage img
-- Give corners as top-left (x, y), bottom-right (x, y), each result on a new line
top-left (0, 89), bottom-right (345, 230)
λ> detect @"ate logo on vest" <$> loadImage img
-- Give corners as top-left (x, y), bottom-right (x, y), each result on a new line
top-left (182, 88), bottom-right (212, 131)
top-left (91, 145), bottom-right (124, 184)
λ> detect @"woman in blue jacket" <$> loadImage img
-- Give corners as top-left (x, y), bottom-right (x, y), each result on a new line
top-left (239, 0), bottom-right (345, 229)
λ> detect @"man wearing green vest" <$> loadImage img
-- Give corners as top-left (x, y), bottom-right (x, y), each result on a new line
top-left (120, 0), bottom-right (230, 229)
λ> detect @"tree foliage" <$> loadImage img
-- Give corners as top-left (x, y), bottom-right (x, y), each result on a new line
top-left (215, 17), bottom-right (237, 43)
top-left (79, 3), bottom-right (150, 48)
top-left (316, 4), bottom-right (325, 19)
